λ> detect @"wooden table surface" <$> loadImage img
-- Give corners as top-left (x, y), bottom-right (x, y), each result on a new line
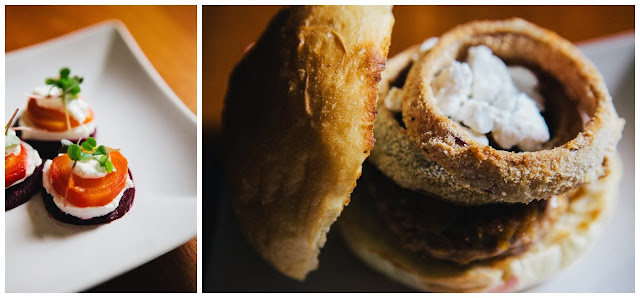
top-left (203, 5), bottom-right (634, 133)
top-left (6, 5), bottom-right (197, 292)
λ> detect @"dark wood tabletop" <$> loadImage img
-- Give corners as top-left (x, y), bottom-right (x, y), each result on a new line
top-left (6, 5), bottom-right (197, 293)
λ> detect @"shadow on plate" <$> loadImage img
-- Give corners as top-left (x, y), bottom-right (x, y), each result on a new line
top-left (26, 193), bottom-right (98, 238)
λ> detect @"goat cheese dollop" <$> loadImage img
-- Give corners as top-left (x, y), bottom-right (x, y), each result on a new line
top-left (5, 129), bottom-right (21, 156)
top-left (29, 86), bottom-right (91, 124)
top-left (431, 45), bottom-right (549, 151)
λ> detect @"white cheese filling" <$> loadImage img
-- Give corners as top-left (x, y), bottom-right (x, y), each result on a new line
top-left (432, 45), bottom-right (549, 150)
top-left (7, 142), bottom-right (43, 188)
top-left (412, 37), bottom-right (439, 61)
top-left (5, 129), bottom-right (21, 156)
top-left (384, 87), bottom-right (404, 113)
top-left (42, 159), bottom-right (134, 219)
top-left (17, 114), bottom-right (96, 141)
top-left (73, 157), bottom-right (114, 179)
top-left (384, 44), bottom-right (550, 150)
top-left (27, 86), bottom-right (91, 123)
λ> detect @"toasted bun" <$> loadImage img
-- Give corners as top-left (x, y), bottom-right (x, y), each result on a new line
top-left (222, 6), bottom-right (394, 280)
top-left (401, 18), bottom-right (624, 204)
top-left (338, 154), bottom-right (621, 292)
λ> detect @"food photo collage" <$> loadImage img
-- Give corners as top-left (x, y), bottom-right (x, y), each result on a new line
top-left (3, 3), bottom-right (636, 294)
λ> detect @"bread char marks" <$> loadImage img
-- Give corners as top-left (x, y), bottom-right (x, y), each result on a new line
top-left (294, 16), bottom-right (384, 138)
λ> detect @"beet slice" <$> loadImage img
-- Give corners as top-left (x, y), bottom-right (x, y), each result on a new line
top-left (5, 164), bottom-right (44, 211)
top-left (42, 170), bottom-right (135, 225)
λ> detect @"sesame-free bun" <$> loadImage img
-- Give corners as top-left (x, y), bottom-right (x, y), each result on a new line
top-left (222, 6), bottom-right (394, 280)
top-left (338, 154), bottom-right (621, 292)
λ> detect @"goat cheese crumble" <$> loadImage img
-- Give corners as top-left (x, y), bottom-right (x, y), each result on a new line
top-left (431, 45), bottom-right (549, 150)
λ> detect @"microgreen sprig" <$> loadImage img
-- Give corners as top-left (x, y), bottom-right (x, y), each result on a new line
top-left (5, 109), bottom-right (20, 151)
top-left (61, 137), bottom-right (118, 173)
top-left (5, 108), bottom-right (19, 136)
top-left (45, 68), bottom-right (84, 130)
top-left (46, 68), bottom-right (83, 102)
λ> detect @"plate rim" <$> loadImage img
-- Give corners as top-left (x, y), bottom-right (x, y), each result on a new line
top-left (6, 20), bottom-right (196, 124)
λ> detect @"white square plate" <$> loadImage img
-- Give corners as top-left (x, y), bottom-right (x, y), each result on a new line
top-left (5, 21), bottom-right (197, 292)
top-left (206, 32), bottom-right (634, 292)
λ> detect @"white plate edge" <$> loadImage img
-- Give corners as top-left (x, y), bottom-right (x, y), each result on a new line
top-left (6, 20), bottom-right (197, 124)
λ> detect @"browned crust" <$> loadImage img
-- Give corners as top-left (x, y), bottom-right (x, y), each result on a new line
top-left (399, 18), bottom-right (624, 204)
top-left (221, 6), bottom-right (394, 280)
top-left (372, 45), bottom-right (503, 205)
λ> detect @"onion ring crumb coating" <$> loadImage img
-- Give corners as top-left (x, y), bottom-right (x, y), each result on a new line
top-left (395, 18), bottom-right (623, 204)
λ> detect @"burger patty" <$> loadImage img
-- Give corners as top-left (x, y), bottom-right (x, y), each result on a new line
top-left (366, 164), bottom-right (567, 265)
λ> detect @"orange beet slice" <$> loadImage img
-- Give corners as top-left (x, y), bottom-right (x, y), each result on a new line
top-left (25, 98), bottom-right (94, 132)
top-left (5, 143), bottom-right (27, 186)
top-left (49, 151), bottom-right (128, 207)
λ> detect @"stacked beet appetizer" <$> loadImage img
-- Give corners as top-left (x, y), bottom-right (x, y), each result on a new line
top-left (17, 68), bottom-right (96, 159)
top-left (7, 67), bottom-right (135, 225)
top-left (5, 109), bottom-right (43, 210)
top-left (41, 137), bottom-right (135, 225)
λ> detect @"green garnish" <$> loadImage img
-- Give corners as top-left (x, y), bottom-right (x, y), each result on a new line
top-left (94, 145), bottom-right (107, 156)
top-left (5, 108), bottom-right (21, 154)
top-left (45, 68), bottom-right (84, 130)
top-left (104, 158), bottom-right (114, 173)
top-left (5, 132), bottom-right (20, 152)
top-left (61, 137), bottom-right (118, 173)
top-left (67, 144), bottom-right (82, 160)
top-left (45, 67), bottom-right (83, 102)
